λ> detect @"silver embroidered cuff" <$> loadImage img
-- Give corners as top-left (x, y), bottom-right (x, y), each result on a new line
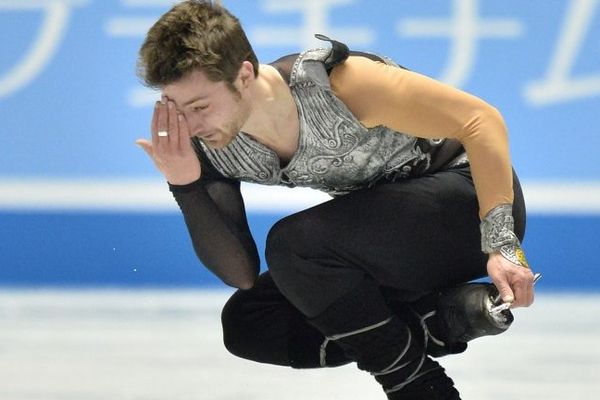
top-left (480, 204), bottom-right (519, 253)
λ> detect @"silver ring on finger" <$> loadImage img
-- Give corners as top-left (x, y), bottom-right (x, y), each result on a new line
top-left (157, 130), bottom-right (168, 137)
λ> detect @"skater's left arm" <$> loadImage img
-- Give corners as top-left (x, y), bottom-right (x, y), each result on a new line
top-left (330, 56), bottom-right (534, 308)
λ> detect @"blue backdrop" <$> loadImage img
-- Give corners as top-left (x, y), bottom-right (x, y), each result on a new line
top-left (1, 0), bottom-right (599, 290)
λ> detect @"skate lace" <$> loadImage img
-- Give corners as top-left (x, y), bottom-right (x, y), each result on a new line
top-left (371, 326), bottom-right (413, 376)
top-left (317, 315), bottom-right (442, 393)
top-left (318, 317), bottom-right (393, 367)
top-left (384, 310), bottom-right (443, 394)
top-left (406, 307), bottom-right (447, 348)
top-left (419, 310), bottom-right (446, 348)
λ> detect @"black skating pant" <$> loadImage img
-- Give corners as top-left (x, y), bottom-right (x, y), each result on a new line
top-left (221, 166), bottom-right (526, 368)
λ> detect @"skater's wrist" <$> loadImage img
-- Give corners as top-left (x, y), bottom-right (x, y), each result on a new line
top-left (480, 204), bottom-right (529, 268)
top-left (480, 203), bottom-right (519, 253)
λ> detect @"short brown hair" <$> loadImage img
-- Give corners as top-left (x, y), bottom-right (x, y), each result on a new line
top-left (137, 0), bottom-right (259, 89)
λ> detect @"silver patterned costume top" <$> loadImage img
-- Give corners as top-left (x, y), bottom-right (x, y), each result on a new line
top-left (199, 46), bottom-right (465, 196)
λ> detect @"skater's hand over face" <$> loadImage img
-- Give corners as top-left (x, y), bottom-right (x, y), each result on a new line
top-left (136, 98), bottom-right (201, 185)
top-left (486, 252), bottom-right (535, 308)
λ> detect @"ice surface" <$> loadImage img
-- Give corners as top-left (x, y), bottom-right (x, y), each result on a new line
top-left (0, 290), bottom-right (598, 400)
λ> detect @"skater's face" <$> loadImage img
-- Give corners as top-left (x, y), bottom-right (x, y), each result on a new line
top-left (162, 63), bottom-right (254, 149)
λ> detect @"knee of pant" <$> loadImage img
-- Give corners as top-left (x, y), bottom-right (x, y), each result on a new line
top-left (265, 215), bottom-right (313, 274)
top-left (221, 292), bottom-right (250, 358)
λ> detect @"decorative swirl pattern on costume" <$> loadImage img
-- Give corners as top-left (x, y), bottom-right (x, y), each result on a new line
top-left (200, 133), bottom-right (280, 185)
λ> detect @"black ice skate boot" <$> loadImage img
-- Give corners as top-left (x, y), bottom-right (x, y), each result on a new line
top-left (310, 278), bottom-right (461, 400)
top-left (392, 283), bottom-right (513, 358)
top-left (437, 283), bottom-right (513, 343)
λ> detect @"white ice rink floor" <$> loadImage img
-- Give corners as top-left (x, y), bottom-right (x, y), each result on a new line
top-left (1, 290), bottom-right (598, 400)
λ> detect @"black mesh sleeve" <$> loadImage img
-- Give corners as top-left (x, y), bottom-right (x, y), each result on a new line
top-left (168, 139), bottom-right (260, 289)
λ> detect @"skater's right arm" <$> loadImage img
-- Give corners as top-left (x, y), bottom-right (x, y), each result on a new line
top-left (169, 176), bottom-right (260, 290)
top-left (136, 100), bottom-right (260, 289)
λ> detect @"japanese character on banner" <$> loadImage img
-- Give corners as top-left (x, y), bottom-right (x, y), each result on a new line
top-left (105, 0), bottom-right (174, 108)
top-left (0, 0), bottom-right (88, 99)
top-left (396, 0), bottom-right (523, 88)
top-left (525, 0), bottom-right (600, 106)
top-left (251, 0), bottom-right (374, 51)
